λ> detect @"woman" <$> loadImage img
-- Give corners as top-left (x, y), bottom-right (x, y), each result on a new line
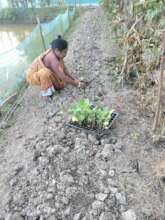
top-left (26, 36), bottom-right (86, 100)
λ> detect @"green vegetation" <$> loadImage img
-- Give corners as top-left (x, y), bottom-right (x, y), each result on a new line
top-left (69, 99), bottom-right (115, 129)
top-left (0, 8), bottom-right (17, 20)
top-left (6, 0), bottom-right (65, 8)
top-left (0, 7), bottom-right (67, 23)
top-left (101, 0), bottom-right (164, 88)
top-left (101, 0), bottom-right (165, 131)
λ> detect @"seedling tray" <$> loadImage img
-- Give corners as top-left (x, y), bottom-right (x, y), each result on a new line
top-left (66, 112), bottom-right (118, 138)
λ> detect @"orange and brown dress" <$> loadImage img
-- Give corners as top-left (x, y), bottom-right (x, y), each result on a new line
top-left (26, 49), bottom-right (65, 97)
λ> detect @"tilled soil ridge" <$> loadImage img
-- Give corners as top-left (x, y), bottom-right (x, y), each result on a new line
top-left (0, 7), bottom-right (164, 220)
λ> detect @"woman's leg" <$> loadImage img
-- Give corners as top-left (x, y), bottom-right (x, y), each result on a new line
top-left (37, 68), bottom-right (56, 98)
top-left (27, 67), bottom-right (65, 98)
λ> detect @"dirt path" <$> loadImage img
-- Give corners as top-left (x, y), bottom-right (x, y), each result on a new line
top-left (0, 7), bottom-right (165, 220)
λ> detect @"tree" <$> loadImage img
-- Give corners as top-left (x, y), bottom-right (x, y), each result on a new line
top-left (7, 0), bottom-right (28, 8)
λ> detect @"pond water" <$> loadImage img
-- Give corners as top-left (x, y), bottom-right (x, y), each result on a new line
top-left (0, 24), bottom-right (35, 105)
top-left (0, 24), bottom-right (34, 53)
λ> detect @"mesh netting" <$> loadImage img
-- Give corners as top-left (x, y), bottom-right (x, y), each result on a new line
top-left (0, 8), bottom-right (75, 106)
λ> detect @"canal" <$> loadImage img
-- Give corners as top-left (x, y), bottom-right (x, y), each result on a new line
top-left (0, 24), bottom-right (34, 53)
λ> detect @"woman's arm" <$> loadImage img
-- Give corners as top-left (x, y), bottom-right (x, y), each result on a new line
top-left (64, 65), bottom-right (75, 80)
top-left (64, 65), bottom-right (88, 88)
top-left (50, 62), bottom-right (79, 86)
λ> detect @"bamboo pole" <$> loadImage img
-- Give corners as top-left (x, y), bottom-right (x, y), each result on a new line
top-left (36, 17), bottom-right (46, 51)
top-left (30, 0), bottom-right (46, 51)
top-left (152, 32), bottom-right (165, 131)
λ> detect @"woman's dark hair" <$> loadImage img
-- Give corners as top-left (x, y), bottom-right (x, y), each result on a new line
top-left (51, 35), bottom-right (68, 51)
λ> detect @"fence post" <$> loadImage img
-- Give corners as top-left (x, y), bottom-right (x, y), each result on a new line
top-left (36, 17), bottom-right (46, 51)
top-left (152, 32), bottom-right (165, 131)
top-left (30, 0), bottom-right (46, 51)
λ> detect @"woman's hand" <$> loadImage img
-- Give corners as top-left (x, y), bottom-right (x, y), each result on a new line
top-left (77, 80), bottom-right (88, 89)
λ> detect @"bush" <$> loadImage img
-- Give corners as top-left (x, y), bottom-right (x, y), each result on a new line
top-left (0, 7), bottom-right (67, 23)
top-left (0, 8), bottom-right (17, 20)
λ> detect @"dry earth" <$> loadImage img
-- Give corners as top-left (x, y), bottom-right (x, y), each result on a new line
top-left (0, 7), bottom-right (165, 220)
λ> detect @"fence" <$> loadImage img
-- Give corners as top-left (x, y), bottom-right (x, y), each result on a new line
top-left (0, 8), bottom-right (75, 106)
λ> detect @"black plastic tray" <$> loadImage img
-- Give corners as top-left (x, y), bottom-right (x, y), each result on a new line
top-left (66, 112), bottom-right (118, 138)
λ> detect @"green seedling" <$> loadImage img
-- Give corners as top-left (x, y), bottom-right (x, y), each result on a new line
top-left (69, 99), bottom-right (115, 129)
